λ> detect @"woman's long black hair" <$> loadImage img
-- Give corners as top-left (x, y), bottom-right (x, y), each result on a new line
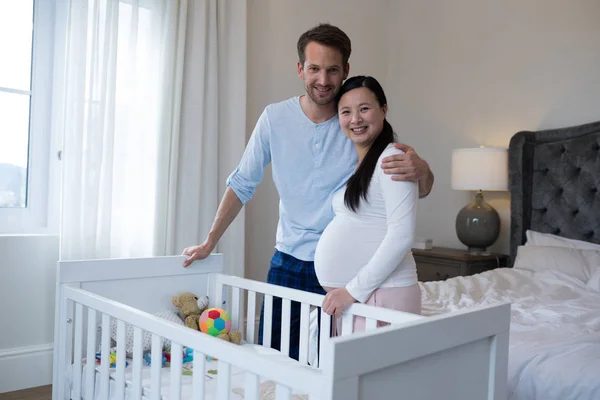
top-left (336, 76), bottom-right (395, 212)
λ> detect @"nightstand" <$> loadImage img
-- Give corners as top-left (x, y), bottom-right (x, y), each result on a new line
top-left (412, 246), bottom-right (509, 282)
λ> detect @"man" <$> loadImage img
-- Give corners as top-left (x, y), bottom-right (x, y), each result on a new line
top-left (183, 23), bottom-right (434, 360)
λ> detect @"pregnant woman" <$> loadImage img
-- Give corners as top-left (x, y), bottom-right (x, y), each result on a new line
top-left (314, 75), bottom-right (421, 333)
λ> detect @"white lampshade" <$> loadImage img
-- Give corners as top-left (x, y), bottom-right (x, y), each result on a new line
top-left (451, 147), bottom-right (508, 191)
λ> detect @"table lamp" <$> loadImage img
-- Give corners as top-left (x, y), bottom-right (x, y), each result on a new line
top-left (451, 146), bottom-right (508, 254)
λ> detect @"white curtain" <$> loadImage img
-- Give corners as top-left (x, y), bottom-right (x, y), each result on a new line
top-left (173, 0), bottom-right (247, 276)
top-left (57, 0), bottom-right (247, 275)
top-left (58, 0), bottom-right (188, 260)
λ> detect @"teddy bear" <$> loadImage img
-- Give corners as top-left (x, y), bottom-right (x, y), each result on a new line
top-left (172, 292), bottom-right (209, 330)
top-left (216, 330), bottom-right (242, 345)
top-left (172, 292), bottom-right (243, 345)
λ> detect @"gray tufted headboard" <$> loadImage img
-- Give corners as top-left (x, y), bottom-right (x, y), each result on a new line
top-left (508, 120), bottom-right (600, 266)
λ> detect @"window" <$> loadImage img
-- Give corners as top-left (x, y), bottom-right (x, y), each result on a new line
top-left (0, 1), bottom-right (33, 208)
top-left (0, 0), bottom-right (57, 234)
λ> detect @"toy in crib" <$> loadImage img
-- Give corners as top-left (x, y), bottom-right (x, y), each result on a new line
top-left (172, 292), bottom-right (242, 344)
top-left (143, 350), bottom-right (166, 367)
top-left (200, 308), bottom-right (231, 336)
top-left (98, 293), bottom-right (240, 375)
top-left (95, 352), bottom-right (128, 368)
top-left (199, 307), bottom-right (243, 344)
top-left (141, 347), bottom-right (196, 375)
top-left (143, 347), bottom-right (195, 367)
top-left (172, 292), bottom-right (210, 331)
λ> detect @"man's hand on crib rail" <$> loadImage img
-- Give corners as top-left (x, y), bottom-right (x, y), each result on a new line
top-left (322, 288), bottom-right (357, 318)
top-left (182, 241), bottom-right (215, 267)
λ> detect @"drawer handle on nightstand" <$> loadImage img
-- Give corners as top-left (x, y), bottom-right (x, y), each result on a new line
top-left (435, 272), bottom-right (450, 280)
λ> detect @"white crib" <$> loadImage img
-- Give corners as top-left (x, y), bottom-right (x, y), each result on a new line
top-left (52, 254), bottom-right (510, 400)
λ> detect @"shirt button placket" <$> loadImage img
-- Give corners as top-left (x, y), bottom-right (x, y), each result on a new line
top-left (314, 125), bottom-right (322, 174)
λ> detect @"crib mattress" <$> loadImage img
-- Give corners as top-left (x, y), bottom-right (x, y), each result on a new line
top-left (77, 343), bottom-right (314, 400)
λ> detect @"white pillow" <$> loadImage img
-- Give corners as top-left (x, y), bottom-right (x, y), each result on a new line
top-left (109, 309), bottom-right (184, 355)
top-left (526, 230), bottom-right (600, 251)
top-left (513, 244), bottom-right (600, 283)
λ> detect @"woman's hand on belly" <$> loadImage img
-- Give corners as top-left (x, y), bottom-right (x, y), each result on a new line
top-left (322, 288), bottom-right (357, 318)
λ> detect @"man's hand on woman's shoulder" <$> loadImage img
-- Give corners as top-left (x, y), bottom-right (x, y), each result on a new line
top-left (381, 143), bottom-right (434, 197)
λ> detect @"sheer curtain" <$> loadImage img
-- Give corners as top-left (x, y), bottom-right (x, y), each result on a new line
top-left (172, 0), bottom-right (247, 276)
top-left (57, 0), bottom-right (188, 260)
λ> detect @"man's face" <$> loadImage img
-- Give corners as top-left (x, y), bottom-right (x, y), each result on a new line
top-left (297, 42), bottom-right (349, 106)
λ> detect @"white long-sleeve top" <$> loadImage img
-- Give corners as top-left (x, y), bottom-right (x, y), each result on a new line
top-left (314, 144), bottom-right (419, 303)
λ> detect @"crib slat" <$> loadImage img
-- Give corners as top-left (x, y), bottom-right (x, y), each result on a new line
top-left (319, 309), bottom-right (331, 368)
top-left (115, 320), bottom-right (126, 400)
top-left (263, 294), bottom-right (273, 348)
top-left (216, 281), bottom-right (224, 308)
top-left (99, 314), bottom-right (111, 400)
top-left (298, 303), bottom-right (310, 365)
top-left (280, 298), bottom-right (291, 356)
top-left (247, 290), bottom-right (256, 344)
top-left (65, 299), bottom-right (75, 399)
top-left (151, 334), bottom-right (162, 400)
top-left (244, 372), bottom-right (260, 400)
top-left (57, 295), bottom-right (70, 400)
top-left (365, 317), bottom-right (378, 331)
top-left (276, 384), bottom-right (291, 400)
top-left (192, 350), bottom-right (206, 400)
top-left (217, 360), bottom-right (231, 400)
top-left (72, 303), bottom-right (84, 400)
top-left (170, 342), bottom-right (183, 400)
top-left (232, 287), bottom-right (241, 332)
top-left (341, 312), bottom-right (353, 336)
top-left (131, 327), bottom-right (144, 400)
top-left (85, 308), bottom-right (97, 400)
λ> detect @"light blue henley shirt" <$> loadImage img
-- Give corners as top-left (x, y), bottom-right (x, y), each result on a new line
top-left (226, 96), bottom-right (357, 261)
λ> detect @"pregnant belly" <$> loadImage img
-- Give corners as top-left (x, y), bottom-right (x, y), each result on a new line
top-left (314, 217), bottom-right (385, 288)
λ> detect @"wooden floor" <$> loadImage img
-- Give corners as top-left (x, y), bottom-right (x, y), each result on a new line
top-left (0, 386), bottom-right (51, 400)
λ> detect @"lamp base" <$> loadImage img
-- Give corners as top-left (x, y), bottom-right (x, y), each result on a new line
top-left (455, 191), bottom-right (500, 253)
top-left (466, 247), bottom-right (491, 256)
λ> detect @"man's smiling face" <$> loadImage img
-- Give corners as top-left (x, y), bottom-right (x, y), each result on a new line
top-left (298, 41), bottom-right (349, 106)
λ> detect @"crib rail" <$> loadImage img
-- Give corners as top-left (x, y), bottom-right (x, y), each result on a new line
top-left (216, 274), bottom-right (426, 368)
top-left (215, 274), bottom-right (329, 367)
top-left (57, 255), bottom-right (222, 284)
top-left (56, 286), bottom-right (324, 400)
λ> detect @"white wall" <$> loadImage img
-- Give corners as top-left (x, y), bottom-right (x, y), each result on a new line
top-left (245, 0), bottom-right (391, 282)
top-left (244, 0), bottom-right (600, 281)
top-left (384, 0), bottom-right (600, 253)
top-left (0, 235), bottom-right (59, 393)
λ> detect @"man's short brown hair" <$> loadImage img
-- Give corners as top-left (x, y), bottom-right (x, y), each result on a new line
top-left (297, 23), bottom-right (352, 67)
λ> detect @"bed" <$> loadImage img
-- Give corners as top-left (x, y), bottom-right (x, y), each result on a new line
top-left (420, 119), bottom-right (600, 400)
top-left (52, 254), bottom-right (510, 400)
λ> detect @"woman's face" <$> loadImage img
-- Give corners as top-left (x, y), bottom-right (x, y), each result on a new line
top-left (338, 87), bottom-right (387, 148)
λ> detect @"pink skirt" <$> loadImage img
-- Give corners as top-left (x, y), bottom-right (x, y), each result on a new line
top-left (333, 284), bottom-right (422, 336)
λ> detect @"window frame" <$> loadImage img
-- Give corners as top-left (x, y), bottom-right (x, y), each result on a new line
top-left (0, 0), bottom-right (59, 235)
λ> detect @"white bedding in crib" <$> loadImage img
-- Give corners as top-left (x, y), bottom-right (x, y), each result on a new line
top-left (80, 343), bottom-right (314, 400)
top-left (419, 267), bottom-right (600, 400)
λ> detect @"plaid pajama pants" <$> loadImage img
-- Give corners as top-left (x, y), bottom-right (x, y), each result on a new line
top-left (257, 250), bottom-right (326, 361)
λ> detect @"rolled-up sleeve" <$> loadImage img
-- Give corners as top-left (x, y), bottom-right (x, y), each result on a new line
top-left (226, 108), bottom-right (272, 204)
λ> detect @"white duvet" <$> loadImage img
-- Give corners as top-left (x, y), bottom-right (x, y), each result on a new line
top-left (419, 267), bottom-right (600, 400)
